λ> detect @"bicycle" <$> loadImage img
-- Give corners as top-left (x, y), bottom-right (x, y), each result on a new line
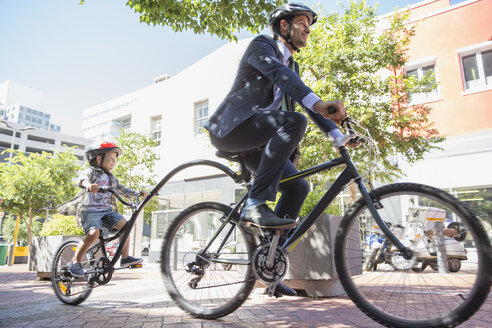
top-left (51, 187), bottom-right (146, 305)
top-left (159, 117), bottom-right (492, 328)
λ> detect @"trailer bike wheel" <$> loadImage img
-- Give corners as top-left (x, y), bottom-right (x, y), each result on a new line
top-left (335, 183), bottom-right (492, 328)
top-left (161, 202), bottom-right (257, 319)
top-left (51, 238), bottom-right (95, 305)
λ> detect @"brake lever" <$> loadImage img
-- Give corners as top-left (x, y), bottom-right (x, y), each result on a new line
top-left (336, 117), bottom-right (366, 147)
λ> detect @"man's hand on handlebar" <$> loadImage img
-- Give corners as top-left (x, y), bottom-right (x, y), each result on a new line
top-left (313, 100), bottom-right (347, 125)
top-left (346, 137), bottom-right (362, 149)
top-left (139, 190), bottom-right (148, 198)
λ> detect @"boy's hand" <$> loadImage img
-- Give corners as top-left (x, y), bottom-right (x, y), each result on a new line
top-left (88, 184), bottom-right (99, 193)
top-left (139, 190), bottom-right (148, 198)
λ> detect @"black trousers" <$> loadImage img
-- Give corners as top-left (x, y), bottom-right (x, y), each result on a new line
top-left (210, 110), bottom-right (310, 219)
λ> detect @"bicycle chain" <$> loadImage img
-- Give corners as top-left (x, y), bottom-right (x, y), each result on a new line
top-left (189, 278), bottom-right (256, 290)
top-left (61, 251), bottom-right (253, 295)
top-left (191, 252), bottom-right (254, 290)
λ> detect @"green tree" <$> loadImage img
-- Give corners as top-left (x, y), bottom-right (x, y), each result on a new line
top-left (2, 214), bottom-right (43, 246)
top-left (0, 148), bottom-right (81, 247)
top-left (80, 0), bottom-right (284, 41)
top-left (113, 130), bottom-right (160, 224)
top-left (296, 0), bottom-right (444, 186)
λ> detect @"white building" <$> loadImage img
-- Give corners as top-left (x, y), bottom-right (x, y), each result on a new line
top-left (0, 81), bottom-right (61, 132)
top-left (82, 23), bottom-right (492, 255)
top-left (82, 39), bottom-right (252, 248)
top-left (0, 120), bottom-right (91, 162)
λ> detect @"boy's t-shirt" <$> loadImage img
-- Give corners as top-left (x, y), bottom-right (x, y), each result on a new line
top-left (85, 173), bottom-right (112, 212)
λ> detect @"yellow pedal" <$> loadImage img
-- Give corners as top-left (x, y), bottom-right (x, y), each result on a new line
top-left (58, 282), bottom-right (67, 294)
top-left (130, 263), bottom-right (143, 268)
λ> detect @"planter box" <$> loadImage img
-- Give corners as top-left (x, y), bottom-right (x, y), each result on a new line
top-left (283, 215), bottom-right (362, 297)
top-left (29, 235), bottom-right (82, 279)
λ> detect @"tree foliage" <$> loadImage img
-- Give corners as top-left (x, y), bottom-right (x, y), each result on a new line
top-left (0, 148), bottom-right (81, 246)
top-left (113, 130), bottom-right (160, 223)
top-left (81, 0), bottom-right (285, 41)
top-left (295, 0), bottom-right (444, 186)
top-left (1, 215), bottom-right (43, 246)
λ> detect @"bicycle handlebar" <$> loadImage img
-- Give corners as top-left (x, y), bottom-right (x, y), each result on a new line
top-left (331, 117), bottom-right (367, 148)
top-left (96, 186), bottom-right (140, 208)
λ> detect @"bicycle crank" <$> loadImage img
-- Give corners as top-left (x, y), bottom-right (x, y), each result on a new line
top-left (92, 257), bottom-right (113, 285)
top-left (252, 243), bottom-right (289, 285)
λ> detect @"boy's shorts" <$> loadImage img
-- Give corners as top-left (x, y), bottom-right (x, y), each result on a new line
top-left (81, 211), bottom-right (125, 235)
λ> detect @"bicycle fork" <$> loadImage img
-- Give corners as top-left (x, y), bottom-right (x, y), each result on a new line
top-left (342, 147), bottom-right (413, 260)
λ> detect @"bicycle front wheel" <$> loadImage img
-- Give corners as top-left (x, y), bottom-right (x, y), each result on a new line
top-left (51, 238), bottom-right (94, 305)
top-left (335, 183), bottom-right (492, 328)
top-left (161, 202), bottom-right (257, 319)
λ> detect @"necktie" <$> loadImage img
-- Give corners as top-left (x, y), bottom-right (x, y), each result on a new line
top-left (281, 57), bottom-right (296, 111)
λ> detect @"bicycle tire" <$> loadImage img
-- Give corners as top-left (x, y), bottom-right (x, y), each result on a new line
top-left (51, 238), bottom-right (95, 305)
top-left (335, 182), bottom-right (492, 328)
top-left (161, 202), bottom-right (257, 319)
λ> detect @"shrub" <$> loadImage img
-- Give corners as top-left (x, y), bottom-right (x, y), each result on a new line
top-left (39, 213), bottom-right (84, 236)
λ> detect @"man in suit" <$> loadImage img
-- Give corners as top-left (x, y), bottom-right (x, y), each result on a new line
top-left (206, 3), bottom-right (347, 229)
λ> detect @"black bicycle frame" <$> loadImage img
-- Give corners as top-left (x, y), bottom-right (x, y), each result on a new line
top-left (82, 190), bottom-right (141, 268)
top-left (199, 145), bottom-right (407, 265)
top-left (105, 143), bottom-right (407, 269)
top-left (279, 145), bottom-right (406, 253)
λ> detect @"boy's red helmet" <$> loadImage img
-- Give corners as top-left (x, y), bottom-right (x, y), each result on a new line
top-left (86, 142), bottom-right (123, 162)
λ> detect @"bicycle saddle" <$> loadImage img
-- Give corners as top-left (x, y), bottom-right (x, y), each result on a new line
top-left (215, 149), bottom-right (259, 162)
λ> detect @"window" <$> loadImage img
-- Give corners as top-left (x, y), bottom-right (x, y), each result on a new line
top-left (194, 100), bottom-right (209, 136)
top-left (459, 42), bottom-right (492, 92)
top-left (448, 186), bottom-right (492, 243)
top-left (111, 115), bottom-right (132, 132)
top-left (405, 62), bottom-right (440, 104)
top-left (150, 115), bottom-right (162, 146)
top-left (152, 190), bottom-right (221, 240)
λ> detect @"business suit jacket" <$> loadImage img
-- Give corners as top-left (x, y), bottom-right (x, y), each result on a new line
top-left (206, 34), bottom-right (338, 138)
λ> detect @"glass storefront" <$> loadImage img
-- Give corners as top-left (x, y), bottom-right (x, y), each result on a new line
top-left (151, 190), bottom-right (221, 240)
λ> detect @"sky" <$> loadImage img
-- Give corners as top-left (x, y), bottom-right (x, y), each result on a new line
top-left (0, 0), bottom-right (424, 137)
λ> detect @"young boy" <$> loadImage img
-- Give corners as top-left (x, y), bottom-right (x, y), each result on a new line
top-left (67, 142), bottom-right (147, 278)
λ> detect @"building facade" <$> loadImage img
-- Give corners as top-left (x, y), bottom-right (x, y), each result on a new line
top-left (0, 81), bottom-right (61, 132)
top-left (81, 0), bottom-right (492, 255)
top-left (378, 0), bottom-right (492, 229)
top-left (0, 120), bottom-right (91, 162)
top-left (81, 39), bottom-right (252, 251)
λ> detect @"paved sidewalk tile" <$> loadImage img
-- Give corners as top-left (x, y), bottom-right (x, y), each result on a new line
top-left (1, 264), bottom-right (490, 328)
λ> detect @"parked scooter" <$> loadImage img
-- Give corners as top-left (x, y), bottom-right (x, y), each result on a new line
top-left (363, 206), bottom-right (468, 273)
top-left (363, 223), bottom-right (404, 271)
top-left (394, 206), bottom-right (468, 273)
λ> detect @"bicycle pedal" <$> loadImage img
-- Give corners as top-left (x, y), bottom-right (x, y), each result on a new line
top-left (129, 263), bottom-right (143, 268)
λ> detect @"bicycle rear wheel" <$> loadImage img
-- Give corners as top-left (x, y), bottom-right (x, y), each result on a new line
top-left (335, 183), bottom-right (492, 328)
top-left (161, 202), bottom-right (256, 319)
top-left (51, 238), bottom-right (95, 305)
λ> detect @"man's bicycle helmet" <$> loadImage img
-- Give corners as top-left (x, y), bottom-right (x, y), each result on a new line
top-left (268, 3), bottom-right (318, 52)
top-left (86, 142), bottom-right (123, 163)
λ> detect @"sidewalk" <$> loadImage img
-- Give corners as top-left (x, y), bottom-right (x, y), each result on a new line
top-left (0, 263), bottom-right (490, 328)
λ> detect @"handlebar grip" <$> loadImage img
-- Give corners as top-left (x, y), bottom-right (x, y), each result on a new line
top-left (327, 105), bottom-right (336, 114)
top-left (97, 186), bottom-right (110, 193)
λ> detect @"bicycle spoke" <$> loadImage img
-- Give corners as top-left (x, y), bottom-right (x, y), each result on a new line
top-left (336, 183), bottom-right (491, 328)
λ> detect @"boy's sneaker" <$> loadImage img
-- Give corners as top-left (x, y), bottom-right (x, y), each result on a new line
top-left (69, 262), bottom-right (85, 278)
top-left (121, 256), bottom-right (143, 267)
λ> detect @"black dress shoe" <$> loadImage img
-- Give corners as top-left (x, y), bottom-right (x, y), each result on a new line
top-left (239, 204), bottom-right (296, 229)
top-left (274, 282), bottom-right (297, 296)
top-left (265, 282), bottom-right (297, 297)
